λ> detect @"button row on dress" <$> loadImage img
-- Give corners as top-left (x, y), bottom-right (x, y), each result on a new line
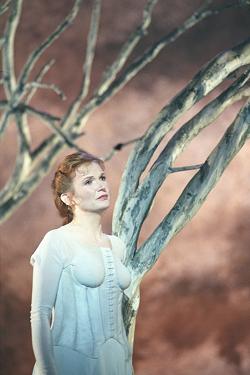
top-left (104, 251), bottom-right (116, 332)
top-left (105, 249), bottom-right (116, 329)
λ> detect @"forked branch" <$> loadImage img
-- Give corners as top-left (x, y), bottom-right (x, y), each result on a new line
top-left (131, 99), bottom-right (250, 277)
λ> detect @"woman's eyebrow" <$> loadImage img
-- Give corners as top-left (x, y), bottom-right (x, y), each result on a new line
top-left (82, 172), bottom-right (105, 179)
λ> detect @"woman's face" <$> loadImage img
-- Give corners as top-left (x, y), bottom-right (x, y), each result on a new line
top-left (69, 161), bottom-right (110, 214)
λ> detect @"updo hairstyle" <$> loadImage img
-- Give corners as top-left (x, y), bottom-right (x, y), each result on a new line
top-left (51, 151), bottom-right (105, 225)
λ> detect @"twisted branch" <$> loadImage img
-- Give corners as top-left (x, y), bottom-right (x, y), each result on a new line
top-left (1, 0), bottom-right (249, 228)
top-left (2, 0), bottom-right (23, 97)
top-left (131, 99), bottom-right (250, 276)
top-left (122, 70), bottom-right (250, 260)
top-left (72, 0), bottom-right (250, 131)
top-left (24, 82), bottom-right (66, 101)
top-left (0, 1), bottom-right (10, 16)
top-left (95, 0), bottom-right (158, 96)
top-left (61, 0), bottom-right (102, 128)
top-left (112, 38), bottom-right (250, 238)
top-left (25, 59), bottom-right (56, 103)
top-left (17, 0), bottom-right (82, 88)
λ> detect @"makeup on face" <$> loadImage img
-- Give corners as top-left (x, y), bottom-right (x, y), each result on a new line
top-left (70, 163), bottom-right (109, 210)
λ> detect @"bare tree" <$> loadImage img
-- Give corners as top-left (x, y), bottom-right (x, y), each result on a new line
top-left (1, 0), bottom-right (250, 363)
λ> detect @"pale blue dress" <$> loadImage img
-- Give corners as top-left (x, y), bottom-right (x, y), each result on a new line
top-left (30, 226), bottom-right (133, 375)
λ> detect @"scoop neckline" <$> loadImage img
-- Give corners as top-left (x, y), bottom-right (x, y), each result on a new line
top-left (58, 226), bottom-right (113, 251)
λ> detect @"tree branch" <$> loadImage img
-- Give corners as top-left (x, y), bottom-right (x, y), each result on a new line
top-left (25, 59), bottom-right (56, 103)
top-left (81, 0), bottom-right (102, 99)
top-left (17, 0), bottom-right (82, 88)
top-left (1, 1), bottom-right (249, 226)
top-left (169, 164), bottom-right (203, 173)
top-left (131, 99), bottom-right (250, 276)
top-left (71, 0), bottom-right (250, 132)
top-left (26, 110), bottom-right (85, 154)
top-left (101, 136), bottom-right (143, 161)
top-left (95, 0), bottom-right (158, 96)
top-left (0, 0), bottom-right (10, 16)
top-left (0, 141), bottom-right (65, 221)
top-left (112, 38), bottom-right (250, 238)
top-left (61, 0), bottom-right (102, 128)
top-left (101, 68), bottom-right (249, 163)
top-left (16, 105), bottom-right (85, 155)
top-left (0, 102), bottom-right (61, 138)
top-left (2, 0), bottom-right (23, 97)
top-left (0, 112), bottom-right (32, 202)
top-left (22, 104), bottom-right (61, 124)
top-left (0, 110), bottom-right (11, 136)
top-left (24, 81), bottom-right (66, 101)
top-left (22, 2), bottom-right (250, 164)
top-left (117, 70), bottom-right (250, 259)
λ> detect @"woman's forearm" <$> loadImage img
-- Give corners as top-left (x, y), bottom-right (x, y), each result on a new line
top-left (30, 306), bottom-right (57, 375)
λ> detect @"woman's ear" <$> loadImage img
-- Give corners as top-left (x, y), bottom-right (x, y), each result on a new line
top-left (60, 193), bottom-right (71, 206)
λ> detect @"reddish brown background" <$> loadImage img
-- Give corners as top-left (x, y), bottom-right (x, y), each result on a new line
top-left (0, 1), bottom-right (250, 374)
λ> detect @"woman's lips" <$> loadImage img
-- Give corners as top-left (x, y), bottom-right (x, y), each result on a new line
top-left (97, 194), bottom-right (108, 200)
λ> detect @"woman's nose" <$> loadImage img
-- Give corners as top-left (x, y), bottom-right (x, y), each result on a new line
top-left (98, 186), bottom-right (107, 193)
top-left (97, 182), bottom-right (107, 191)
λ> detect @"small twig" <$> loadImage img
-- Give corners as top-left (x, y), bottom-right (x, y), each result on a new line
top-left (0, 110), bottom-right (33, 203)
top-left (101, 136), bottom-right (143, 161)
top-left (133, 99), bottom-right (250, 273)
top-left (112, 40), bottom-right (250, 242)
top-left (18, 0), bottom-right (82, 88)
top-left (0, 102), bottom-right (62, 137)
top-left (74, 0), bottom-right (250, 129)
top-left (209, 0), bottom-right (250, 14)
top-left (95, 0), bottom-right (158, 96)
top-left (15, 112), bottom-right (32, 155)
top-left (0, 0), bottom-right (10, 16)
top-left (22, 104), bottom-right (61, 123)
top-left (24, 82), bottom-right (66, 101)
top-left (61, 0), bottom-right (101, 128)
top-left (25, 59), bottom-right (55, 103)
top-left (169, 164), bottom-right (203, 173)
top-left (81, 0), bottom-right (101, 98)
top-left (2, 0), bottom-right (23, 97)
top-left (0, 110), bottom-right (11, 136)
top-left (24, 106), bottom-right (86, 152)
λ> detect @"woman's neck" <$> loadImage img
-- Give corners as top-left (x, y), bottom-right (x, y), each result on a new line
top-left (65, 219), bottom-right (104, 241)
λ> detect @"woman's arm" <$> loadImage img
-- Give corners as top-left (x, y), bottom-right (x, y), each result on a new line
top-left (30, 231), bottom-right (64, 375)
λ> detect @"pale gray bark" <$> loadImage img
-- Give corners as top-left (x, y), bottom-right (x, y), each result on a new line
top-left (122, 97), bottom-right (250, 349)
top-left (1, 0), bottom-right (250, 367)
top-left (1, 0), bottom-right (248, 222)
top-left (113, 58), bottom-right (250, 252)
top-left (115, 43), bottom-right (250, 348)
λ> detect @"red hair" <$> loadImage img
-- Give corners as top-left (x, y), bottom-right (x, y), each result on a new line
top-left (51, 151), bottom-right (105, 225)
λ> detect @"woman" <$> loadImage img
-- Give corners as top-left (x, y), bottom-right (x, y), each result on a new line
top-left (30, 151), bottom-right (133, 375)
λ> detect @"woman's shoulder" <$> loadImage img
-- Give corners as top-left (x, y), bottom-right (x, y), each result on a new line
top-left (30, 226), bottom-right (70, 266)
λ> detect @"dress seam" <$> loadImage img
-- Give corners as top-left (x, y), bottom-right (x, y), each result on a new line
top-left (86, 288), bottom-right (95, 356)
top-left (52, 344), bottom-right (98, 359)
top-left (98, 286), bottom-right (106, 341)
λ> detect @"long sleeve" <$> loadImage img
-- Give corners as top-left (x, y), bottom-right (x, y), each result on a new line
top-left (30, 231), bottom-right (65, 375)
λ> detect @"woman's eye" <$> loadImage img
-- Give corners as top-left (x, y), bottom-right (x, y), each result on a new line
top-left (100, 175), bottom-right (106, 181)
top-left (84, 180), bottom-right (92, 185)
